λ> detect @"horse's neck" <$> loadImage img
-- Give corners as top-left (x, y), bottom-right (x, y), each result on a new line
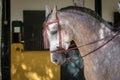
top-left (73, 27), bottom-right (97, 56)
top-left (71, 20), bottom-right (114, 80)
top-left (72, 21), bottom-right (113, 56)
top-left (59, 12), bottom-right (113, 55)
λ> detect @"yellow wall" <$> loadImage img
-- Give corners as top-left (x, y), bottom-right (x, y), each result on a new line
top-left (11, 0), bottom-right (95, 21)
top-left (102, 0), bottom-right (119, 22)
top-left (85, 0), bottom-right (94, 10)
top-left (11, 44), bottom-right (60, 80)
top-left (11, 0), bottom-right (119, 22)
top-left (11, 0), bottom-right (73, 21)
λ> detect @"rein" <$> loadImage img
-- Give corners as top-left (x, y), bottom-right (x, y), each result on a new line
top-left (44, 20), bottom-right (120, 58)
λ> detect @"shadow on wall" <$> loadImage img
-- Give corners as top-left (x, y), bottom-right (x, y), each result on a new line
top-left (11, 44), bottom-right (60, 80)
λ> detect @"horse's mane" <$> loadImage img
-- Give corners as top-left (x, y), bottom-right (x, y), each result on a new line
top-left (60, 6), bottom-right (102, 22)
top-left (59, 6), bottom-right (115, 31)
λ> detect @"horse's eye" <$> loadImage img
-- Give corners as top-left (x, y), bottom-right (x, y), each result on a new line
top-left (51, 30), bottom-right (57, 35)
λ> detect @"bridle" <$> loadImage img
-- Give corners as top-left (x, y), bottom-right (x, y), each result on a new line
top-left (44, 19), bottom-right (63, 49)
top-left (44, 19), bottom-right (120, 59)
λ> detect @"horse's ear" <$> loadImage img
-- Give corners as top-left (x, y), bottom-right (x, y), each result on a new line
top-left (45, 5), bottom-right (52, 17)
top-left (51, 6), bottom-right (57, 20)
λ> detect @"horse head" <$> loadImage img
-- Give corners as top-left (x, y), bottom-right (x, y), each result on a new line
top-left (43, 6), bottom-right (74, 65)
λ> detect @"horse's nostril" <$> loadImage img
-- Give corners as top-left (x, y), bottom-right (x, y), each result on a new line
top-left (54, 59), bottom-right (57, 62)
